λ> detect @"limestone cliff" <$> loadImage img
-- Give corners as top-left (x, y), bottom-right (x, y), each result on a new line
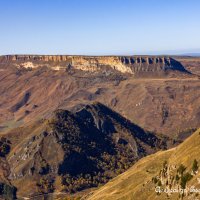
top-left (0, 55), bottom-right (188, 75)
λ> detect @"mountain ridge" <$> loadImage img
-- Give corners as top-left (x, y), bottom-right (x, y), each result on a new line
top-left (1, 102), bottom-right (174, 198)
top-left (0, 55), bottom-right (190, 76)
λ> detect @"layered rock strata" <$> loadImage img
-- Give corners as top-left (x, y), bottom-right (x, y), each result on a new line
top-left (0, 55), bottom-right (188, 74)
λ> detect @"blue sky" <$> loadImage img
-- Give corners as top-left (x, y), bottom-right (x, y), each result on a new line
top-left (0, 0), bottom-right (200, 55)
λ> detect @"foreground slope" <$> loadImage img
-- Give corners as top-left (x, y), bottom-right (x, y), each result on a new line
top-left (86, 128), bottom-right (200, 200)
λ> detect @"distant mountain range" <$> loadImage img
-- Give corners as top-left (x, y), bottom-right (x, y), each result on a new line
top-left (181, 53), bottom-right (200, 57)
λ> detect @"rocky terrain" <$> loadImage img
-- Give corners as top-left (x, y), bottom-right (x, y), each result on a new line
top-left (0, 55), bottom-right (199, 136)
top-left (1, 102), bottom-right (173, 199)
top-left (0, 55), bottom-right (199, 199)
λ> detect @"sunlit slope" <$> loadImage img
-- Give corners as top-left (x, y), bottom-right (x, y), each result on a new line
top-left (86, 129), bottom-right (200, 200)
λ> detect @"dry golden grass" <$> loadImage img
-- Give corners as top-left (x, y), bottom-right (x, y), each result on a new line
top-left (86, 129), bottom-right (200, 200)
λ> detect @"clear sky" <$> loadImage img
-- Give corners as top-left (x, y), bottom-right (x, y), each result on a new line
top-left (0, 0), bottom-right (200, 55)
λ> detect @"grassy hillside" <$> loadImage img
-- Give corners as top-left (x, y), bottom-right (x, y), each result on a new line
top-left (86, 128), bottom-right (200, 200)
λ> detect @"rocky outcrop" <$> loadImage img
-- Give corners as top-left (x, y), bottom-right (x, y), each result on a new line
top-left (7, 102), bottom-right (169, 197)
top-left (0, 55), bottom-right (189, 75)
top-left (8, 102), bottom-right (166, 181)
top-left (152, 161), bottom-right (198, 198)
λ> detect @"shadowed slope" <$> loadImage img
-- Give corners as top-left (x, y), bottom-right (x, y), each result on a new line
top-left (5, 102), bottom-right (171, 198)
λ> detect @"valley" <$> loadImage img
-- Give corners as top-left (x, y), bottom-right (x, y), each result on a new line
top-left (0, 55), bottom-right (199, 199)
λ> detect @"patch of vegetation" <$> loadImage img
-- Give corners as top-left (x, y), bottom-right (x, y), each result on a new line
top-left (152, 177), bottom-right (158, 184)
top-left (39, 159), bottom-right (50, 175)
top-left (36, 176), bottom-right (54, 194)
top-left (192, 159), bottom-right (198, 174)
top-left (157, 180), bottom-right (162, 186)
top-left (180, 172), bottom-right (193, 189)
top-left (163, 160), bottom-right (168, 168)
top-left (161, 106), bottom-right (169, 125)
top-left (177, 164), bottom-right (186, 175)
top-left (175, 174), bottom-right (180, 181)
top-left (0, 137), bottom-right (10, 157)
top-left (0, 182), bottom-right (17, 200)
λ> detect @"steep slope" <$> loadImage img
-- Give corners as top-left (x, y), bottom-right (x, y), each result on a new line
top-left (86, 128), bottom-right (200, 200)
top-left (4, 102), bottom-right (170, 198)
top-left (176, 57), bottom-right (200, 76)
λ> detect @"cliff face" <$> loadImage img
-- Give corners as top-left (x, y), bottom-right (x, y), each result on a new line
top-left (0, 55), bottom-right (188, 75)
